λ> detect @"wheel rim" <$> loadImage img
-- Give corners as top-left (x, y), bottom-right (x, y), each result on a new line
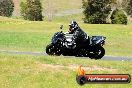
top-left (93, 46), bottom-right (105, 59)
top-left (95, 50), bottom-right (101, 55)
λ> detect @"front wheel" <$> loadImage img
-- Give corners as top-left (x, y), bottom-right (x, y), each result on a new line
top-left (46, 44), bottom-right (61, 56)
top-left (89, 45), bottom-right (105, 59)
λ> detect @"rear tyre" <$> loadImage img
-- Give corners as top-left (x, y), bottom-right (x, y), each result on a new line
top-left (46, 44), bottom-right (61, 56)
top-left (89, 45), bottom-right (105, 59)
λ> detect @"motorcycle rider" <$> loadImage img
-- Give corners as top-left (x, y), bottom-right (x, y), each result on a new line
top-left (68, 21), bottom-right (88, 44)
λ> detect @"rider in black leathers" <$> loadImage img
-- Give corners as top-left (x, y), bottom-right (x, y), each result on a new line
top-left (68, 21), bottom-right (87, 44)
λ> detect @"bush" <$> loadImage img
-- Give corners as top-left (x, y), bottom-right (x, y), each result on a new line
top-left (111, 9), bottom-right (128, 25)
top-left (125, 0), bottom-right (132, 17)
top-left (20, 0), bottom-right (43, 21)
top-left (0, 0), bottom-right (14, 17)
top-left (82, 0), bottom-right (111, 24)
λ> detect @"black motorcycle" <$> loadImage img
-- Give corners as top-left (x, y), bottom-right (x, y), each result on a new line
top-left (46, 25), bottom-right (106, 59)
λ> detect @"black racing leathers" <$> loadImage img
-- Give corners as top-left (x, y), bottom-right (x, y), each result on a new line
top-left (70, 27), bottom-right (87, 44)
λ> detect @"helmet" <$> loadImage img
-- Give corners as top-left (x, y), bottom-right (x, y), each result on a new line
top-left (69, 21), bottom-right (79, 30)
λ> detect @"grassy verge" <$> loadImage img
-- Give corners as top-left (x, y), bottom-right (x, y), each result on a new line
top-left (0, 53), bottom-right (132, 88)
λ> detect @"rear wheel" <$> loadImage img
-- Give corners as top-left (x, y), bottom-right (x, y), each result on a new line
top-left (46, 44), bottom-right (61, 56)
top-left (89, 45), bottom-right (105, 59)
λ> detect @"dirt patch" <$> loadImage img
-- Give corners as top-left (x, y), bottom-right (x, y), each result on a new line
top-left (35, 62), bottom-right (117, 73)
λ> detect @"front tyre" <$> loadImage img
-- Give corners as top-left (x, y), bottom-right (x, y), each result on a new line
top-left (46, 44), bottom-right (61, 56)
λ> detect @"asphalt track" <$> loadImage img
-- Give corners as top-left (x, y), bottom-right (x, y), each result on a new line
top-left (0, 50), bottom-right (132, 61)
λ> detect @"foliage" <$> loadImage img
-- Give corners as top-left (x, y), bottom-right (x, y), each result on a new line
top-left (111, 9), bottom-right (128, 24)
top-left (20, 0), bottom-right (43, 21)
top-left (82, 0), bottom-right (112, 24)
top-left (0, 0), bottom-right (14, 17)
top-left (125, 0), bottom-right (132, 17)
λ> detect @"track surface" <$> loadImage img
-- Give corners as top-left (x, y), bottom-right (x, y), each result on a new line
top-left (0, 50), bottom-right (132, 61)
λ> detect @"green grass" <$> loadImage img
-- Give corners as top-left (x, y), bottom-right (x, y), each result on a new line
top-left (0, 54), bottom-right (132, 88)
top-left (0, 16), bottom-right (132, 56)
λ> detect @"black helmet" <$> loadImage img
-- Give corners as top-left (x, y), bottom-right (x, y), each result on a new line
top-left (69, 21), bottom-right (79, 30)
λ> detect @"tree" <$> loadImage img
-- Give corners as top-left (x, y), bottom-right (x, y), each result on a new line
top-left (125, 0), bottom-right (132, 17)
top-left (82, 0), bottom-right (112, 24)
top-left (111, 9), bottom-right (127, 24)
top-left (20, 0), bottom-right (43, 21)
top-left (0, 0), bottom-right (14, 17)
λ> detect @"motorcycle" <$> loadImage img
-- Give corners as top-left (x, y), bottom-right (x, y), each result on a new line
top-left (46, 25), bottom-right (106, 59)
